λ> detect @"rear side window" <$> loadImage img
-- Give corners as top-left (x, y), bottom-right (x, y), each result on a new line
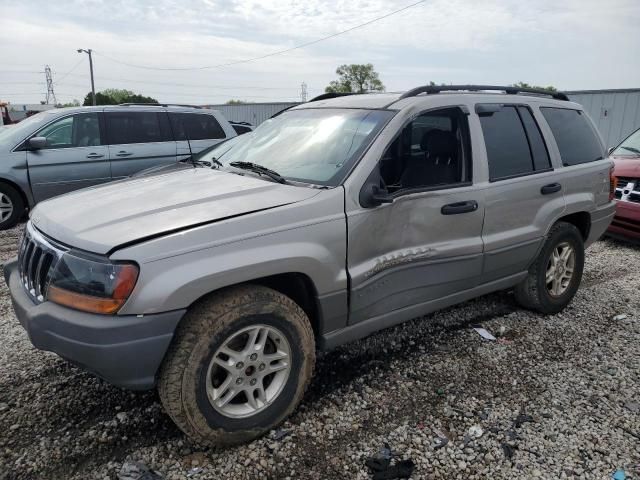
top-left (540, 108), bottom-right (604, 166)
top-left (106, 112), bottom-right (164, 144)
top-left (170, 113), bottom-right (226, 140)
top-left (479, 105), bottom-right (551, 180)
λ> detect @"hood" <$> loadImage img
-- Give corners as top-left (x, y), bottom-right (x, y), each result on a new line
top-left (611, 156), bottom-right (640, 177)
top-left (31, 169), bottom-right (319, 254)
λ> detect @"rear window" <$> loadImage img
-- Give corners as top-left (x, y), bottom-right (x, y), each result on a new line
top-left (540, 108), bottom-right (604, 166)
top-left (170, 113), bottom-right (226, 140)
top-left (106, 112), bottom-right (164, 145)
top-left (479, 105), bottom-right (550, 180)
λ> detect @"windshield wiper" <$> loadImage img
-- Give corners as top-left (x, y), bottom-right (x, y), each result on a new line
top-left (620, 146), bottom-right (640, 155)
top-left (229, 161), bottom-right (287, 184)
top-left (179, 156), bottom-right (211, 167)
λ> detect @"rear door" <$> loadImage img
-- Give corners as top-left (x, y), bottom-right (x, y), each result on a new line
top-left (105, 110), bottom-right (177, 179)
top-left (478, 103), bottom-right (566, 282)
top-left (26, 111), bottom-right (111, 202)
top-left (169, 112), bottom-right (229, 160)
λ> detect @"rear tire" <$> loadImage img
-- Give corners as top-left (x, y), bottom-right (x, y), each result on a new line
top-left (158, 285), bottom-right (315, 446)
top-left (514, 222), bottom-right (585, 314)
top-left (0, 183), bottom-right (24, 230)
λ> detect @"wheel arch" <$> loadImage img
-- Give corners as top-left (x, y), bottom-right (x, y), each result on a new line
top-left (554, 211), bottom-right (591, 241)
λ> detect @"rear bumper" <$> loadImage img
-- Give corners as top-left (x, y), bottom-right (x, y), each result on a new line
top-left (586, 201), bottom-right (616, 247)
top-left (607, 200), bottom-right (640, 240)
top-left (4, 258), bottom-right (185, 390)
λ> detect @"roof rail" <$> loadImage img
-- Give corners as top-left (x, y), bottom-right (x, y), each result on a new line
top-left (397, 85), bottom-right (569, 102)
top-left (118, 103), bottom-right (204, 109)
top-left (307, 92), bottom-right (359, 102)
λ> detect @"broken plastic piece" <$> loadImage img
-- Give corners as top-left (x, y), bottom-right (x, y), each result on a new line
top-left (272, 428), bottom-right (290, 441)
top-left (612, 469), bottom-right (626, 480)
top-left (187, 467), bottom-right (203, 477)
top-left (371, 459), bottom-right (415, 480)
top-left (472, 326), bottom-right (496, 341)
top-left (613, 314), bottom-right (628, 321)
top-left (117, 461), bottom-right (163, 480)
top-left (514, 413), bottom-right (534, 428)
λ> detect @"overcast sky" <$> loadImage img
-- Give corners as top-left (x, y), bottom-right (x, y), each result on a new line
top-left (1, 0), bottom-right (639, 105)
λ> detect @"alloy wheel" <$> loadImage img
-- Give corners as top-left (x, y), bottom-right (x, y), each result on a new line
top-left (0, 193), bottom-right (13, 222)
top-left (545, 242), bottom-right (575, 297)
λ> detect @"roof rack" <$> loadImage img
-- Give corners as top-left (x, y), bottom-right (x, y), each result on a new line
top-left (307, 92), bottom-right (359, 102)
top-left (118, 103), bottom-right (204, 109)
top-left (397, 85), bottom-right (569, 102)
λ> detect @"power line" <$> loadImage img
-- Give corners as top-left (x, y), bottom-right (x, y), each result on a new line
top-left (55, 57), bottom-right (86, 85)
top-left (93, 0), bottom-right (426, 71)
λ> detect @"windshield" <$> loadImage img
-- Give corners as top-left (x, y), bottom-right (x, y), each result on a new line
top-left (213, 108), bottom-right (394, 186)
top-left (0, 110), bottom-right (56, 144)
top-left (612, 128), bottom-right (640, 157)
top-left (193, 134), bottom-right (246, 163)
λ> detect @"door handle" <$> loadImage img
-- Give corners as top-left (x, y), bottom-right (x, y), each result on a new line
top-left (115, 151), bottom-right (133, 157)
top-left (441, 200), bottom-right (478, 215)
top-left (86, 153), bottom-right (104, 159)
top-left (541, 183), bottom-right (562, 195)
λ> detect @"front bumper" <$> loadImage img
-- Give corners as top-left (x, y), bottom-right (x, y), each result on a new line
top-left (4, 258), bottom-right (185, 390)
top-left (608, 200), bottom-right (640, 240)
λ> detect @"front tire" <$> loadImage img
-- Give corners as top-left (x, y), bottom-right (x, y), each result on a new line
top-left (0, 183), bottom-right (24, 230)
top-left (158, 285), bottom-right (315, 446)
top-left (514, 221), bottom-right (585, 314)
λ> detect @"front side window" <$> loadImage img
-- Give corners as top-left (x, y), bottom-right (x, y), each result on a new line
top-left (479, 104), bottom-right (551, 180)
top-left (612, 128), bottom-right (640, 157)
top-left (35, 113), bottom-right (102, 149)
top-left (217, 108), bottom-right (393, 186)
top-left (170, 113), bottom-right (226, 140)
top-left (106, 112), bottom-right (164, 145)
top-left (379, 107), bottom-right (471, 192)
top-left (540, 107), bottom-right (604, 166)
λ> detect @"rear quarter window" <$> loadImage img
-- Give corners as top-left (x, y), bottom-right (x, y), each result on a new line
top-left (540, 107), bottom-right (604, 166)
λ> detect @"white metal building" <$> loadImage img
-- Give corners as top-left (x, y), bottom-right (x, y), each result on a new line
top-left (204, 102), bottom-right (299, 127)
top-left (567, 89), bottom-right (640, 148)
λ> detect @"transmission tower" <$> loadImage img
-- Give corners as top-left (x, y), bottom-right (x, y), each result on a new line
top-left (45, 65), bottom-right (57, 105)
top-left (300, 82), bottom-right (308, 102)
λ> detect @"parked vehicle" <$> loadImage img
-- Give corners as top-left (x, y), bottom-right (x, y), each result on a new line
top-left (229, 121), bottom-right (254, 135)
top-left (5, 85), bottom-right (615, 446)
top-left (608, 127), bottom-right (640, 240)
top-left (0, 104), bottom-right (237, 229)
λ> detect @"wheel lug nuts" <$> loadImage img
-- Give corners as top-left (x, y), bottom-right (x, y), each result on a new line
top-left (259, 363), bottom-right (265, 371)
top-left (250, 353), bottom-right (258, 361)
top-left (236, 378), bottom-right (243, 385)
top-left (250, 379), bottom-right (257, 386)
top-left (236, 362), bottom-right (244, 369)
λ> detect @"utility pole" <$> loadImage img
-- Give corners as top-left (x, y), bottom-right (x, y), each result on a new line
top-left (77, 48), bottom-right (96, 106)
top-left (44, 65), bottom-right (57, 105)
top-left (300, 81), bottom-right (308, 103)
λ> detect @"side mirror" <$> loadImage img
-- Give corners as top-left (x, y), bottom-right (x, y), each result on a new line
top-left (607, 147), bottom-right (615, 156)
top-left (360, 183), bottom-right (393, 208)
top-left (28, 137), bottom-right (47, 149)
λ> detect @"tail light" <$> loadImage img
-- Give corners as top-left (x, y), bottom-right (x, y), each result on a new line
top-left (609, 165), bottom-right (617, 201)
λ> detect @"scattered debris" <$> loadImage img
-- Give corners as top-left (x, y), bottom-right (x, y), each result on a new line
top-left (502, 443), bottom-right (515, 460)
top-left (365, 450), bottom-right (414, 480)
top-left (467, 425), bottom-right (484, 438)
top-left (272, 428), bottom-right (290, 441)
top-left (432, 427), bottom-right (451, 449)
top-left (186, 467), bottom-right (203, 477)
top-left (612, 469), bottom-right (626, 480)
top-left (497, 325), bottom-right (507, 337)
top-left (514, 413), bottom-right (534, 428)
top-left (624, 401), bottom-right (640, 413)
top-left (116, 412), bottom-right (128, 423)
top-left (472, 326), bottom-right (496, 341)
top-left (117, 461), bottom-right (163, 480)
top-left (613, 314), bottom-right (628, 321)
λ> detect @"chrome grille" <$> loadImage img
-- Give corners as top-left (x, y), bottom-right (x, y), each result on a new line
top-left (18, 223), bottom-right (67, 303)
top-left (615, 177), bottom-right (640, 203)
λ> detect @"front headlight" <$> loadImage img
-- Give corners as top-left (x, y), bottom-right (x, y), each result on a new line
top-left (47, 251), bottom-right (139, 315)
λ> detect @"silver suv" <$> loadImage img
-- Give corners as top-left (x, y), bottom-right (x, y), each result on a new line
top-left (5, 85), bottom-right (616, 446)
top-left (0, 104), bottom-right (236, 229)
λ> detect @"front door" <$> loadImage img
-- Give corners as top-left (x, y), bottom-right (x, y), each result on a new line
top-left (105, 110), bottom-right (177, 178)
top-left (347, 106), bottom-right (485, 325)
top-left (26, 112), bottom-right (111, 202)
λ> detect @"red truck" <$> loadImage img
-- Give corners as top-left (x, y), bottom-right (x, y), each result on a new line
top-left (609, 127), bottom-right (640, 241)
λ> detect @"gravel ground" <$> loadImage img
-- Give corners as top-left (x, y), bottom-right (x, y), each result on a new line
top-left (0, 224), bottom-right (639, 480)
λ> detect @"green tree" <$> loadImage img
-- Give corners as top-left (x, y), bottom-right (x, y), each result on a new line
top-left (512, 82), bottom-right (557, 92)
top-left (83, 89), bottom-right (158, 106)
top-left (226, 99), bottom-right (246, 105)
top-left (325, 64), bottom-right (385, 94)
top-left (57, 99), bottom-right (81, 108)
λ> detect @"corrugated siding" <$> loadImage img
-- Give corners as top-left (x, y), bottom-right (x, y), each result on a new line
top-left (568, 91), bottom-right (640, 148)
top-left (206, 103), bottom-right (300, 126)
